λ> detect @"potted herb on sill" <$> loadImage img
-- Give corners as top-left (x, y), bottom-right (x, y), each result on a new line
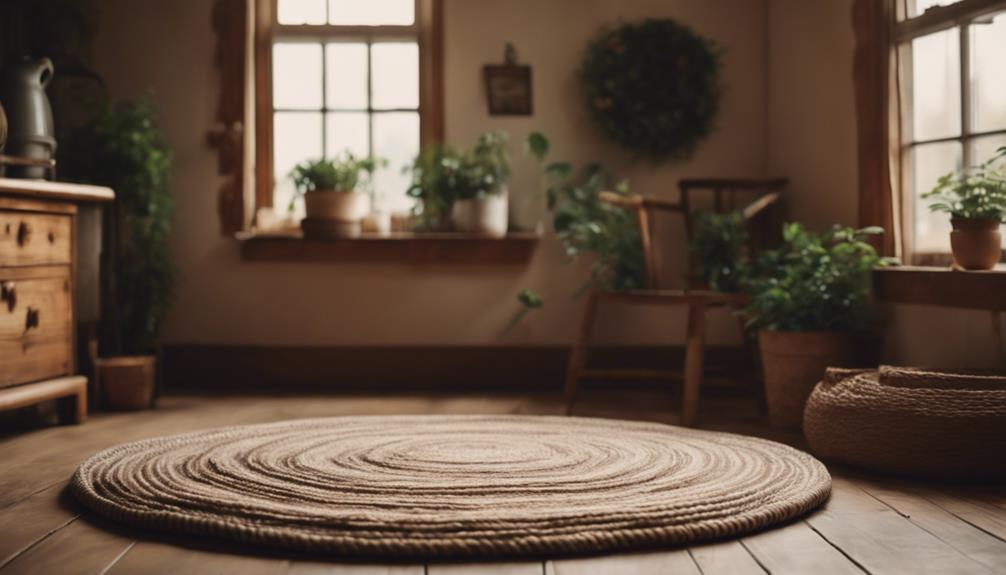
top-left (922, 146), bottom-right (1006, 270)
top-left (63, 98), bottom-right (174, 410)
top-left (406, 131), bottom-right (511, 236)
top-left (451, 131), bottom-right (510, 237)
top-left (290, 153), bottom-right (382, 239)
top-left (744, 223), bottom-right (893, 429)
top-left (406, 143), bottom-right (465, 232)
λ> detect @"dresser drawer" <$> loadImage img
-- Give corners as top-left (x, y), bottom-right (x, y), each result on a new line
top-left (0, 210), bottom-right (72, 267)
top-left (0, 270), bottom-right (72, 388)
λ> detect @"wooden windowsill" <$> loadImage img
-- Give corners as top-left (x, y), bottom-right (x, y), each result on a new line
top-left (873, 265), bottom-right (1006, 310)
top-left (236, 230), bottom-right (540, 265)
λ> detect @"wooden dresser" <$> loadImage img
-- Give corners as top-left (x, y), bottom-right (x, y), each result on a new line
top-left (0, 178), bottom-right (114, 424)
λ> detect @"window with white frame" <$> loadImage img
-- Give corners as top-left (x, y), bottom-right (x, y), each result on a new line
top-left (268, 0), bottom-right (424, 216)
top-left (897, 0), bottom-right (1006, 258)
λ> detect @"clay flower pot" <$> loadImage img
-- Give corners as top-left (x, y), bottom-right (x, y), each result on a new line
top-left (950, 218), bottom-right (1001, 270)
top-left (451, 187), bottom-right (509, 237)
top-left (759, 330), bottom-right (856, 430)
top-left (302, 189), bottom-right (370, 239)
top-left (96, 355), bottom-right (156, 410)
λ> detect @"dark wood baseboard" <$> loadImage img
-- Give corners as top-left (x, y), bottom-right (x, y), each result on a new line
top-left (163, 345), bottom-right (756, 392)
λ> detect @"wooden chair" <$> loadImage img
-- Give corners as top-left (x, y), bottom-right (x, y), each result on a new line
top-left (563, 177), bottom-right (787, 425)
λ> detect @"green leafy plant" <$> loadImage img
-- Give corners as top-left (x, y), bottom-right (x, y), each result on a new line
top-left (527, 132), bottom-right (644, 292)
top-left (743, 223), bottom-right (895, 332)
top-left (406, 144), bottom-right (466, 230)
top-left (690, 211), bottom-right (748, 292)
top-left (62, 97), bottom-right (174, 355)
top-left (406, 131), bottom-right (511, 229)
top-left (580, 18), bottom-right (722, 161)
top-left (922, 146), bottom-right (1006, 222)
top-left (458, 130), bottom-right (510, 199)
top-left (289, 153), bottom-right (381, 211)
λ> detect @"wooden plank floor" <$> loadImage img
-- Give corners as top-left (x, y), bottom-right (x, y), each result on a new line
top-left (0, 390), bottom-right (1003, 574)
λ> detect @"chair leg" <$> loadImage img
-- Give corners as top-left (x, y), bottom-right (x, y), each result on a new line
top-left (681, 305), bottom-right (707, 427)
top-left (564, 292), bottom-right (599, 415)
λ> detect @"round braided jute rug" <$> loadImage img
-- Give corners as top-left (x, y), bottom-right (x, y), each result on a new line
top-left (72, 415), bottom-right (831, 559)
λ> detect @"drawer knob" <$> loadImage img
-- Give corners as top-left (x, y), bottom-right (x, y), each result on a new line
top-left (0, 282), bottom-right (15, 312)
top-left (16, 221), bottom-right (32, 246)
top-left (25, 307), bottom-right (40, 331)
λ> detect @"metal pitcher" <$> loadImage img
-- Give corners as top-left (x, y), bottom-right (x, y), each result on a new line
top-left (1, 58), bottom-right (56, 178)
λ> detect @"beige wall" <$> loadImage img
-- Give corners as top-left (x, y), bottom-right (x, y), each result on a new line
top-left (90, 0), bottom-right (1001, 365)
top-left (92, 0), bottom-right (767, 347)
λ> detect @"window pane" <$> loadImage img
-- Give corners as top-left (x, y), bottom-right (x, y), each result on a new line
top-left (326, 112), bottom-right (369, 158)
top-left (971, 11), bottom-right (1006, 132)
top-left (911, 28), bottom-right (961, 141)
top-left (971, 134), bottom-right (1006, 167)
top-left (277, 0), bottom-right (326, 25)
top-left (328, 0), bottom-right (414, 25)
top-left (325, 43), bottom-right (368, 110)
top-left (371, 112), bottom-right (420, 212)
top-left (371, 43), bottom-right (419, 110)
top-left (273, 43), bottom-right (323, 110)
top-left (912, 141), bottom-right (962, 253)
top-left (274, 112), bottom-right (323, 216)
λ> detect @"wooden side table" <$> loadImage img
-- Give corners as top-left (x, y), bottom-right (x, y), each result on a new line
top-left (0, 178), bottom-right (114, 424)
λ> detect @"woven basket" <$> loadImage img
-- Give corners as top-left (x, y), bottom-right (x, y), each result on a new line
top-left (804, 366), bottom-right (1006, 481)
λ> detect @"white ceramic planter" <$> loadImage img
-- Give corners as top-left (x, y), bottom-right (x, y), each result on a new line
top-left (303, 189), bottom-right (370, 222)
top-left (451, 187), bottom-right (508, 237)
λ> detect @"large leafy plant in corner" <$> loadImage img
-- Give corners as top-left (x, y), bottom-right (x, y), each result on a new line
top-left (743, 223), bottom-right (894, 332)
top-left (63, 98), bottom-right (175, 355)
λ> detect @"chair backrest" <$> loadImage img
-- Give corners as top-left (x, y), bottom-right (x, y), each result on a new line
top-left (602, 178), bottom-right (787, 290)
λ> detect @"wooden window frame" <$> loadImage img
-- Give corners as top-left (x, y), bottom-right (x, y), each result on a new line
top-left (893, 0), bottom-right (1006, 264)
top-left (253, 0), bottom-right (443, 212)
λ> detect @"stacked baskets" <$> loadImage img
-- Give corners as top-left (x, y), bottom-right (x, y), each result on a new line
top-left (804, 366), bottom-right (1006, 481)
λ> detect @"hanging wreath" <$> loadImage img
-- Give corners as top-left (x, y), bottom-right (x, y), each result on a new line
top-left (580, 19), bottom-right (723, 161)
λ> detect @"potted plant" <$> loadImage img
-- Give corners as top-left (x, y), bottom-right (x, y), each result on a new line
top-left (744, 223), bottom-right (892, 429)
top-left (450, 131), bottom-right (510, 237)
top-left (62, 97), bottom-right (174, 410)
top-left (290, 153), bottom-right (381, 239)
top-left (406, 143), bottom-right (465, 231)
top-left (406, 131), bottom-right (511, 236)
top-left (922, 146), bottom-right (1006, 270)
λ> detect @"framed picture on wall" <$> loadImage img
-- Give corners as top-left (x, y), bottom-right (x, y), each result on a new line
top-left (483, 43), bottom-right (532, 116)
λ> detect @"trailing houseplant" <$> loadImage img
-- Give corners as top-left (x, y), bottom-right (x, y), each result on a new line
top-left (922, 146), bottom-right (1006, 269)
top-left (290, 153), bottom-right (381, 238)
top-left (62, 97), bottom-right (174, 409)
top-left (743, 223), bottom-right (894, 429)
top-left (512, 133), bottom-right (643, 321)
top-left (406, 131), bottom-right (512, 236)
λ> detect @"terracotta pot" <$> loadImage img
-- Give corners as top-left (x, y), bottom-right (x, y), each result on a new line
top-left (451, 187), bottom-right (508, 237)
top-left (96, 355), bottom-right (156, 410)
top-left (950, 218), bottom-right (1001, 270)
top-left (303, 190), bottom-right (369, 222)
top-left (759, 330), bottom-right (856, 430)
